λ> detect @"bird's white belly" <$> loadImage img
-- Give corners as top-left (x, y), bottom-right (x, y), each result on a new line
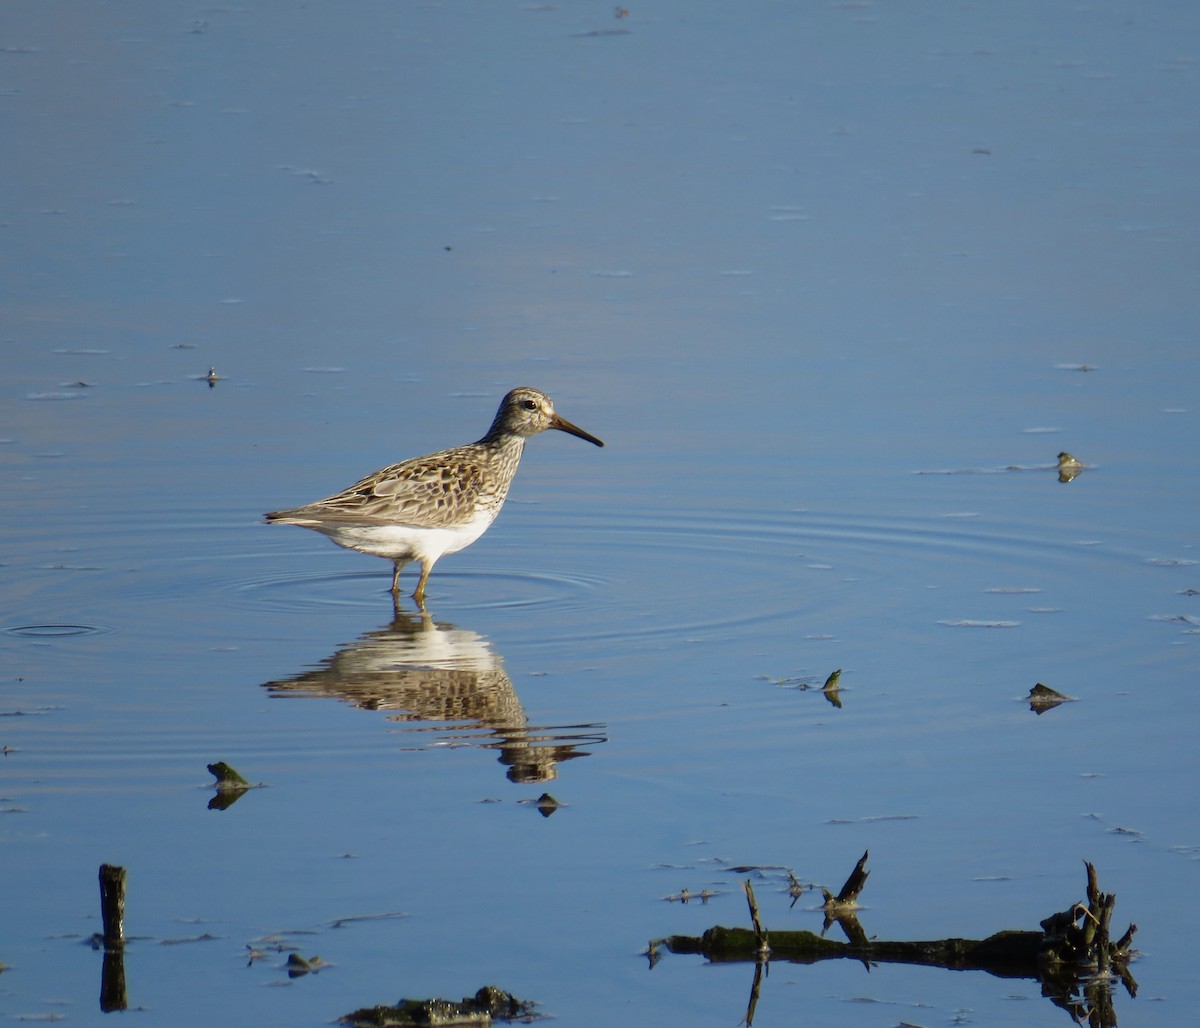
top-left (317, 510), bottom-right (496, 563)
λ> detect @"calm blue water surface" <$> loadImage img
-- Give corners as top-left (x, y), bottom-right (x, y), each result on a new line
top-left (4, 2), bottom-right (1198, 1025)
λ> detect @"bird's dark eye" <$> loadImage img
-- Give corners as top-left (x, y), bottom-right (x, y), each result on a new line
top-left (521, 399), bottom-right (538, 411)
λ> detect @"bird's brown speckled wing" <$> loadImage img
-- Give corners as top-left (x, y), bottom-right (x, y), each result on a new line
top-left (271, 446), bottom-right (502, 528)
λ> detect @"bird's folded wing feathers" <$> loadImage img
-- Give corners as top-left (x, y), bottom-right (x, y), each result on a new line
top-left (271, 453), bottom-right (490, 528)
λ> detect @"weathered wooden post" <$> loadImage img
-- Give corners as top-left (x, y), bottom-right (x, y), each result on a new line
top-left (97, 864), bottom-right (127, 1012)
top-left (98, 864), bottom-right (126, 945)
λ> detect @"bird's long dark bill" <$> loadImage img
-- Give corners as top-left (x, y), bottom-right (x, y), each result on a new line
top-left (551, 415), bottom-right (604, 447)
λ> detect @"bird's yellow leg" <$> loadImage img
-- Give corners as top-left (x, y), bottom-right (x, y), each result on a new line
top-left (412, 561), bottom-right (433, 608)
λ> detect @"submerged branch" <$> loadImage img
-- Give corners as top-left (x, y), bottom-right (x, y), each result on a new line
top-left (655, 856), bottom-right (1138, 1028)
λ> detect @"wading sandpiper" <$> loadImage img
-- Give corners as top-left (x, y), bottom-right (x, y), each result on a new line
top-left (266, 387), bottom-right (604, 606)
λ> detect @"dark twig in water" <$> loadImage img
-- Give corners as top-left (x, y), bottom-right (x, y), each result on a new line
top-left (742, 880), bottom-right (769, 958)
top-left (820, 849), bottom-right (869, 910)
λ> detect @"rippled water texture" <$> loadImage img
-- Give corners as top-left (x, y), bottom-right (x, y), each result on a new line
top-left (4, 2), bottom-right (1198, 1026)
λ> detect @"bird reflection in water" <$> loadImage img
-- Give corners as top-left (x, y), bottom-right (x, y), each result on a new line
top-left (264, 609), bottom-right (604, 783)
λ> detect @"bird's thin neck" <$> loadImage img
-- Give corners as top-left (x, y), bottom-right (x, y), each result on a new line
top-left (475, 426), bottom-right (527, 458)
top-left (478, 419), bottom-right (526, 447)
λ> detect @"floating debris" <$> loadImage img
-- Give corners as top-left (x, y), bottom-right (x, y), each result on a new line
top-left (914, 452), bottom-right (1091, 480)
top-left (1028, 682), bottom-right (1076, 715)
top-left (159, 932), bottom-right (220, 946)
top-left (286, 952), bottom-right (328, 977)
top-left (279, 164), bottom-right (332, 184)
top-left (760, 667), bottom-right (843, 707)
top-left (1057, 451), bottom-right (1085, 483)
top-left (571, 28), bottom-right (631, 37)
top-left (820, 850), bottom-right (869, 914)
top-left (207, 761), bottom-right (252, 792)
top-left (206, 761), bottom-right (264, 809)
top-left (821, 668), bottom-right (843, 709)
top-left (786, 869), bottom-right (806, 907)
top-left (663, 887), bottom-right (720, 904)
top-left (656, 859), bottom-right (1137, 1027)
top-left (340, 985), bottom-right (539, 1026)
top-left (329, 911), bottom-right (409, 929)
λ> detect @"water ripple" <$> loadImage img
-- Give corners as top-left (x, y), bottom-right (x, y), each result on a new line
top-left (5, 504), bottom-right (1180, 655)
top-left (3, 623), bottom-right (113, 638)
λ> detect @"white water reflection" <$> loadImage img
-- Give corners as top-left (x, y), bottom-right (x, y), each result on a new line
top-left (264, 609), bottom-right (605, 784)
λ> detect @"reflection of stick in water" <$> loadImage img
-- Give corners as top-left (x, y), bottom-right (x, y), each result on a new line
top-left (656, 856), bottom-right (1137, 1028)
top-left (94, 864), bottom-right (128, 1012)
top-left (264, 611), bottom-right (605, 783)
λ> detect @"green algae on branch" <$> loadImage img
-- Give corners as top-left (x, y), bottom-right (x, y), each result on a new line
top-left (667, 923), bottom-right (1045, 970)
